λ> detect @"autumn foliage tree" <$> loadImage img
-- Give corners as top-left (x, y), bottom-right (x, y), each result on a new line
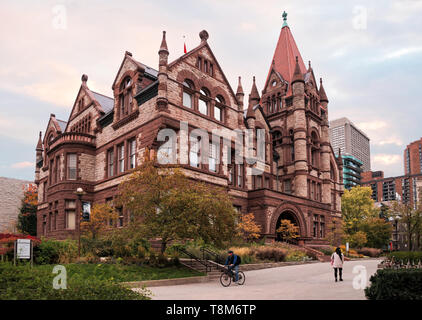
top-left (17, 184), bottom-right (38, 236)
top-left (81, 203), bottom-right (118, 239)
top-left (115, 154), bottom-right (238, 253)
top-left (237, 213), bottom-right (261, 242)
top-left (276, 219), bottom-right (299, 243)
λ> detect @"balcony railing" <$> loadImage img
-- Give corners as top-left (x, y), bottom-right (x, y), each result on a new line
top-left (48, 132), bottom-right (96, 150)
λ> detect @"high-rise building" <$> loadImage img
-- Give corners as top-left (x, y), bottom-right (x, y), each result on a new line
top-left (329, 117), bottom-right (371, 172)
top-left (341, 155), bottom-right (363, 190)
top-left (404, 137), bottom-right (422, 175)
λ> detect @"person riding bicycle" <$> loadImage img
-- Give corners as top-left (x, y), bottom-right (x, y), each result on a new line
top-left (224, 250), bottom-right (241, 283)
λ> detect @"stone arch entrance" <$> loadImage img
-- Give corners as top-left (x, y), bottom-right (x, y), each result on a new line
top-left (275, 210), bottom-right (301, 243)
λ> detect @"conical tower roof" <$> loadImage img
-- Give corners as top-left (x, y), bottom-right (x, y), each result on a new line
top-left (264, 12), bottom-right (306, 93)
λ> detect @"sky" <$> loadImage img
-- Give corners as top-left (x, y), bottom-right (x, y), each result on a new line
top-left (0, 0), bottom-right (421, 181)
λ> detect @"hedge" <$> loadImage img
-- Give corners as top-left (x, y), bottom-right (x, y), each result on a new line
top-left (386, 251), bottom-right (422, 264)
top-left (365, 268), bottom-right (422, 300)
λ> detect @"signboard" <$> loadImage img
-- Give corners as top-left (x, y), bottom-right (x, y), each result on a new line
top-left (16, 239), bottom-right (31, 259)
top-left (82, 201), bottom-right (91, 221)
top-left (346, 242), bottom-right (349, 253)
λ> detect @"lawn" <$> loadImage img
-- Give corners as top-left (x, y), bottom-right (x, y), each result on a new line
top-left (0, 262), bottom-right (203, 300)
top-left (34, 263), bottom-right (204, 282)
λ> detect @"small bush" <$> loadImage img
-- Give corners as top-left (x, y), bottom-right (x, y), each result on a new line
top-left (253, 246), bottom-right (287, 262)
top-left (357, 247), bottom-right (382, 257)
top-left (365, 268), bottom-right (422, 300)
top-left (286, 249), bottom-right (308, 262)
top-left (35, 239), bottom-right (77, 265)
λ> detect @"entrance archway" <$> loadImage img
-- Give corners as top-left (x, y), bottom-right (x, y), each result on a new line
top-left (275, 210), bottom-right (300, 243)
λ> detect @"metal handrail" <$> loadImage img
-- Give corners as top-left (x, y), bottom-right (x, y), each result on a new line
top-left (200, 247), bottom-right (226, 271)
top-left (177, 247), bottom-right (212, 273)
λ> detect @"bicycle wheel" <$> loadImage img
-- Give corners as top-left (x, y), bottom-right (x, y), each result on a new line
top-left (220, 272), bottom-right (231, 287)
top-left (237, 271), bottom-right (245, 285)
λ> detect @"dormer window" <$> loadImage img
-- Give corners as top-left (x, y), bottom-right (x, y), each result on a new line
top-left (119, 77), bottom-right (133, 119)
top-left (271, 80), bottom-right (277, 87)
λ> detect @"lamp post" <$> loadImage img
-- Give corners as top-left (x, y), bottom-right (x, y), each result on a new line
top-left (75, 187), bottom-right (86, 258)
top-left (394, 215), bottom-right (401, 251)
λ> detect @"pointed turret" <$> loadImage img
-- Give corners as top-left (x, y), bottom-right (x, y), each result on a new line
top-left (319, 78), bottom-right (329, 105)
top-left (291, 56), bottom-right (304, 85)
top-left (36, 131), bottom-right (43, 151)
top-left (157, 31), bottom-right (169, 111)
top-left (249, 76), bottom-right (260, 107)
top-left (158, 31), bottom-right (169, 56)
top-left (236, 76), bottom-right (244, 110)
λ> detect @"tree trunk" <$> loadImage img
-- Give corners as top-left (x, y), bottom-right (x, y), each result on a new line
top-left (161, 240), bottom-right (167, 254)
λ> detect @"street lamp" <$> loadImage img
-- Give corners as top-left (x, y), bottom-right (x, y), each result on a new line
top-left (74, 187), bottom-right (86, 258)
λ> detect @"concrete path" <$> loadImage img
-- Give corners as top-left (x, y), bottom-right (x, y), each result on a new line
top-left (143, 259), bottom-right (381, 300)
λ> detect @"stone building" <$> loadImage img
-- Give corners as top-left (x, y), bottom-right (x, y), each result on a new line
top-left (34, 15), bottom-right (343, 246)
top-left (0, 177), bottom-right (32, 232)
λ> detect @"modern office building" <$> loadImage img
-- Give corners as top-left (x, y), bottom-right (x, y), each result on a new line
top-left (341, 154), bottom-right (363, 190)
top-left (329, 117), bottom-right (371, 172)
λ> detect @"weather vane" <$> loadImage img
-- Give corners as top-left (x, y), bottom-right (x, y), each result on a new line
top-left (282, 11), bottom-right (288, 28)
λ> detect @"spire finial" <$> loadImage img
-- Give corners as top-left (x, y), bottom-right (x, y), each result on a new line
top-left (282, 11), bottom-right (288, 28)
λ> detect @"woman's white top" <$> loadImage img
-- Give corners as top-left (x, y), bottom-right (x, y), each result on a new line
top-left (331, 252), bottom-right (344, 268)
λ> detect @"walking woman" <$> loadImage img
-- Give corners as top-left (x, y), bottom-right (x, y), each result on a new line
top-left (331, 247), bottom-right (344, 282)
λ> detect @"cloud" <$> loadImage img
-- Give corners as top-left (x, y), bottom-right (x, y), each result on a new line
top-left (372, 154), bottom-right (401, 166)
top-left (11, 161), bottom-right (34, 169)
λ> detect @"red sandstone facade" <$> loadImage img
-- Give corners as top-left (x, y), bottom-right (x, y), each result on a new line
top-left (34, 19), bottom-right (343, 245)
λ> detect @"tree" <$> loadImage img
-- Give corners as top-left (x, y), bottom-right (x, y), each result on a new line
top-left (345, 231), bottom-right (367, 249)
top-left (237, 213), bottom-right (261, 242)
top-left (81, 203), bottom-right (118, 239)
top-left (276, 219), bottom-right (299, 243)
top-left (115, 155), bottom-right (238, 253)
top-left (359, 217), bottom-right (392, 249)
top-left (17, 184), bottom-right (38, 236)
top-left (391, 192), bottom-right (422, 251)
top-left (341, 186), bottom-right (378, 235)
top-left (325, 219), bottom-right (345, 247)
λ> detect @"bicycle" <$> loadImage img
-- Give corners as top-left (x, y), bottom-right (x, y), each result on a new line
top-left (220, 266), bottom-right (245, 287)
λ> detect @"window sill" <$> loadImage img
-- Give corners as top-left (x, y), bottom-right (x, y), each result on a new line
top-left (112, 109), bottom-right (139, 130)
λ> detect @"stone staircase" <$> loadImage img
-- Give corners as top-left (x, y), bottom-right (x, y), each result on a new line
top-left (180, 258), bottom-right (222, 279)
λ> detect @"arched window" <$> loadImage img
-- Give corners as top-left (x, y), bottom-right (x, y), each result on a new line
top-left (214, 95), bottom-right (225, 122)
top-left (119, 77), bottom-right (133, 119)
top-left (199, 88), bottom-right (210, 116)
top-left (182, 80), bottom-right (194, 108)
top-left (311, 131), bottom-right (319, 167)
top-left (289, 129), bottom-right (295, 162)
top-left (272, 130), bottom-right (282, 148)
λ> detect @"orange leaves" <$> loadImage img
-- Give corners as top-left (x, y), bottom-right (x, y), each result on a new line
top-left (276, 219), bottom-right (299, 241)
top-left (237, 213), bottom-right (261, 241)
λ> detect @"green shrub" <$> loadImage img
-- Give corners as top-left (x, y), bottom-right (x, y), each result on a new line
top-left (81, 238), bottom-right (113, 257)
top-left (0, 262), bottom-right (150, 300)
top-left (387, 251), bottom-right (422, 264)
top-left (34, 239), bottom-right (77, 265)
top-left (357, 247), bottom-right (382, 257)
top-left (286, 250), bottom-right (308, 261)
top-left (365, 269), bottom-right (422, 300)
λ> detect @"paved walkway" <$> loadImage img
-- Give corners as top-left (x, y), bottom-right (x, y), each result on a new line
top-left (144, 259), bottom-right (381, 300)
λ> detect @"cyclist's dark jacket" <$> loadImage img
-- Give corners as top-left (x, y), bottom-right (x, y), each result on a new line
top-left (225, 254), bottom-right (241, 266)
